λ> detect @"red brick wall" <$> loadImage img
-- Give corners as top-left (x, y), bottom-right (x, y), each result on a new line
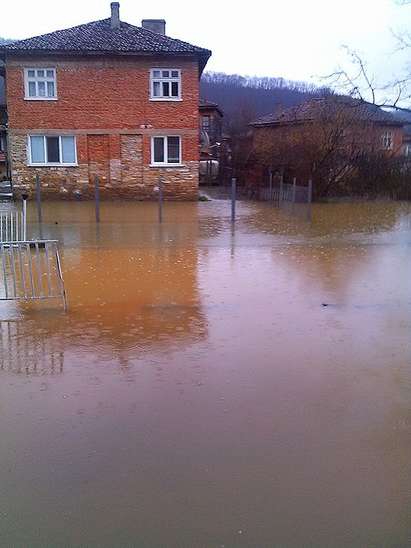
top-left (6, 56), bottom-right (199, 135)
top-left (6, 54), bottom-right (201, 199)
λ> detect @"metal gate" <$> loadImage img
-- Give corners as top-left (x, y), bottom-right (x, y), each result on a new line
top-left (0, 205), bottom-right (27, 242)
top-left (0, 240), bottom-right (67, 310)
top-left (0, 320), bottom-right (64, 375)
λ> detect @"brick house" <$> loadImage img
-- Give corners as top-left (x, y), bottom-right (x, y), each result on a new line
top-left (250, 96), bottom-right (405, 187)
top-left (0, 3), bottom-right (211, 199)
top-left (199, 99), bottom-right (225, 183)
top-left (0, 108), bottom-right (6, 180)
top-left (0, 61), bottom-right (7, 180)
top-left (199, 99), bottom-right (223, 155)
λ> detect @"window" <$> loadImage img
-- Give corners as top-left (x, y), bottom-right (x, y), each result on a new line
top-left (151, 136), bottom-right (181, 165)
top-left (24, 68), bottom-right (57, 99)
top-left (0, 134), bottom-right (5, 152)
top-left (405, 144), bottom-right (411, 157)
top-left (28, 135), bottom-right (77, 165)
top-left (150, 69), bottom-right (181, 100)
top-left (381, 131), bottom-right (393, 150)
top-left (202, 116), bottom-right (211, 132)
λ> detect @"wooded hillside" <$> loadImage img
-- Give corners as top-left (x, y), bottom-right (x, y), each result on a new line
top-left (200, 72), bottom-right (329, 131)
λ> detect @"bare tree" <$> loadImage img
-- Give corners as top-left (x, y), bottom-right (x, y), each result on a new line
top-left (324, 46), bottom-right (411, 113)
top-left (251, 98), bottom-right (403, 198)
top-left (323, 2), bottom-right (411, 113)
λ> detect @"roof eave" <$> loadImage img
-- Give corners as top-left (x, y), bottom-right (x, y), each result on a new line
top-left (2, 48), bottom-right (210, 58)
top-left (251, 118), bottom-right (405, 128)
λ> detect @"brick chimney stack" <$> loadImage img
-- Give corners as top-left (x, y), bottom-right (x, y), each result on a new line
top-left (142, 19), bottom-right (166, 35)
top-left (110, 2), bottom-right (120, 29)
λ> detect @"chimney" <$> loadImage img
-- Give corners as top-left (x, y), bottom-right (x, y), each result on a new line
top-left (141, 19), bottom-right (166, 35)
top-left (110, 2), bottom-right (120, 29)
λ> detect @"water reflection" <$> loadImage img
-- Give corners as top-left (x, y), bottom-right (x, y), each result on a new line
top-left (0, 319), bottom-right (64, 375)
top-left (0, 199), bottom-right (410, 547)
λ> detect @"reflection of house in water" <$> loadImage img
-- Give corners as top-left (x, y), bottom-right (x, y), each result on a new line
top-left (3, 238), bottom-right (207, 372)
top-left (62, 242), bottom-right (207, 355)
top-left (0, 319), bottom-right (64, 375)
top-left (7, 217), bottom-right (207, 370)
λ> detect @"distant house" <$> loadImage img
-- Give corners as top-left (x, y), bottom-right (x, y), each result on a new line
top-left (0, 108), bottom-right (6, 180)
top-left (390, 110), bottom-right (411, 158)
top-left (250, 96), bottom-right (405, 184)
top-left (198, 99), bottom-right (232, 183)
top-left (0, 61), bottom-right (7, 180)
top-left (0, 2), bottom-right (211, 199)
top-left (199, 99), bottom-right (223, 155)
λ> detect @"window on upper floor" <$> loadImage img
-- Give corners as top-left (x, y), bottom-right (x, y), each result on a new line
top-left (151, 136), bottom-right (182, 166)
top-left (404, 143), bottom-right (411, 157)
top-left (202, 115), bottom-right (211, 132)
top-left (0, 134), bottom-right (5, 152)
top-left (150, 69), bottom-right (181, 100)
top-left (28, 135), bottom-right (77, 165)
top-left (381, 131), bottom-right (393, 150)
top-left (24, 68), bottom-right (57, 100)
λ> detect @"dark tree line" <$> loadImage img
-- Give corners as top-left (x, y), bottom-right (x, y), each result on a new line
top-left (200, 71), bottom-right (330, 133)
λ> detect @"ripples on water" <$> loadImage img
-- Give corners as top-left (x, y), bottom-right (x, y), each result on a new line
top-left (1, 199), bottom-right (411, 547)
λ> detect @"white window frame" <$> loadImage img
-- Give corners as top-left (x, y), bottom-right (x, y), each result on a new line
top-left (24, 68), bottom-right (58, 100)
top-left (202, 115), bottom-right (211, 132)
top-left (0, 134), bottom-right (5, 153)
top-left (27, 135), bottom-right (77, 166)
top-left (150, 135), bottom-right (182, 167)
top-left (381, 130), bottom-right (393, 151)
top-left (149, 69), bottom-right (182, 101)
top-left (405, 143), bottom-right (411, 157)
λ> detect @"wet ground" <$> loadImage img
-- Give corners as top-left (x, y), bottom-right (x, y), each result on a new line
top-left (1, 198), bottom-right (411, 547)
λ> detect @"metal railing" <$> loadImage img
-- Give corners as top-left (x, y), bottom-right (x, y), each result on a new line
top-left (0, 320), bottom-right (64, 375)
top-left (0, 200), bottom-right (27, 242)
top-left (259, 180), bottom-right (312, 204)
top-left (0, 240), bottom-right (67, 311)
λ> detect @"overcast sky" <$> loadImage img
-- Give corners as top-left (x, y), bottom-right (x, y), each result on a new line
top-left (2, 0), bottom-right (410, 89)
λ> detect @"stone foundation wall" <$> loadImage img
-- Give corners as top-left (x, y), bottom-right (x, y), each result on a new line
top-left (9, 133), bottom-right (199, 200)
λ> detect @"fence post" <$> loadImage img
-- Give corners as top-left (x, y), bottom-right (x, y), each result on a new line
top-left (308, 178), bottom-right (313, 204)
top-left (35, 174), bottom-right (42, 224)
top-left (279, 175), bottom-right (283, 204)
top-left (22, 193), bottom-right (28, 240)
top-left (158, 176), bottom-right (163, 223)
top-left (292, 177), bottom-right (297, 203)
top-left (231, 177), bottom-right (236, 222)
top-left (269, 169), bottom-right (273, 201)
top-left (94, 175), bottom-right (100, 223)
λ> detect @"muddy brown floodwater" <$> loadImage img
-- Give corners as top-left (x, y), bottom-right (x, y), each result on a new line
top-left (0, 199), bottom-right (411, 547)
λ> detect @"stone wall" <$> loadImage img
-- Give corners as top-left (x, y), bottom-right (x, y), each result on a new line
top-left (9, 132), bottom-right (199, 200)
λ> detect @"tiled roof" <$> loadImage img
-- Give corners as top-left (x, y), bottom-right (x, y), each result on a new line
top-left (252, 97), bottom-right (403, 127)
top-left (389, 109), bottom-right (411, 137)
top-left (1, 18), bottom-right (211, 67)
top-left (199, 99), bottom-right (223, 116)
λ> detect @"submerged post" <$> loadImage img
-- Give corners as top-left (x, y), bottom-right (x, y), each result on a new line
top-left (269, 169), bottom-right (273, 201)
top-left (279, 175), bottom-right (283, 204)
top-left (231, 177), bottom-right (236, 223)
top-left (308, 178), bottom-right (313, 204)
top-left (307, 178), bottom-right (313, 222)
top-left (292, 177), bottom-right (297, 203)
top-left (94, 175), bottom-right (100, 223)
top-left (35, 174), bottom-right (42, 224)
top-left (22, 193), bottom-right (28, 240)
top-left (158, 176), bottom-right (163, 223)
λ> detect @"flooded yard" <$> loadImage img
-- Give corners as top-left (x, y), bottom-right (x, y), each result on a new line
top-left (1, 198), bottom-right (411, 547)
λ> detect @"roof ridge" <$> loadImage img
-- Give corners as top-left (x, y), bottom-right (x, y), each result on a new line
top-left (251, 96), bottom-right (403, 126)
top-left (1, 17), bottom-right (211, 60)
top-left (2, 18), bottom-right (111, 48)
